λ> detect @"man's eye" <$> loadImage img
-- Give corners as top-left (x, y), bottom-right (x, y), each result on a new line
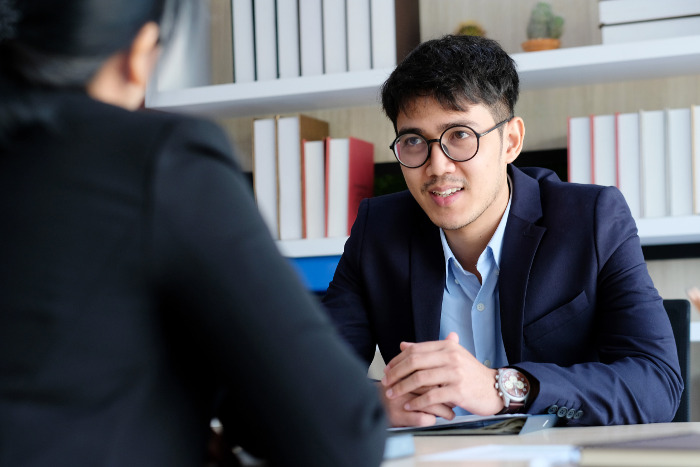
top-left (403, 136), bottom-right (424, 147)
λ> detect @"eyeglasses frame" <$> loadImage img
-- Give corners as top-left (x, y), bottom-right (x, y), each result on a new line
top-left (389, 116), bottom-right (514, 168)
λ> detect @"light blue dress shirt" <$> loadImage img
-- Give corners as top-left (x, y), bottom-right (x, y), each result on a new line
top-left (438, 181), bottom-right (512, 415)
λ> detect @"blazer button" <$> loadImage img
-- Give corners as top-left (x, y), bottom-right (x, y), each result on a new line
top-left (547, 405), bottom-right (559, 414)
top-left (574, 410), bottom-right (584, 420)
top-left (566, 408), bottom-right (576, 419)
top-left (557, 406), bottom-right (568, 418)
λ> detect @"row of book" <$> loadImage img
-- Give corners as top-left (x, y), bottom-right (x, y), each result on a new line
top-left (215, 0), bottom-right (419, 84)
top-left (253, 114), bottom-right (374, 240)
top-left (599, 0), bottom-right (700, 44)
top-left (567, 105), bottom-right (700, 220)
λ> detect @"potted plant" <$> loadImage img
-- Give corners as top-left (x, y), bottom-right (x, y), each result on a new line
top-left (521, 2), bottom-right (564, 52)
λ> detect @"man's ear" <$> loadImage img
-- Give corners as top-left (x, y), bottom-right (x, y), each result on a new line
top-left (504, 116), bottom-right (525, 164)
top-left (126, 21), bottom-right (161, 88)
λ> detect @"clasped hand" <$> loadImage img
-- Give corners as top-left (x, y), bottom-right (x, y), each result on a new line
top-left (380, 332), bottom-right (503, 427)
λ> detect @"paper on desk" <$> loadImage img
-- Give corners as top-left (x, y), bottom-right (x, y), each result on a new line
top-left (419, 444), bottom-right (581, 464)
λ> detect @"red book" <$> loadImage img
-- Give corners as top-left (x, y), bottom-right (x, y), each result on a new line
top-left (325, 137), bottom-right (374, 237)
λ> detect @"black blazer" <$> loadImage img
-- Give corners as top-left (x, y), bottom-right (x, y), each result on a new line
top-left (0, 91), bottom-right (386, 466)
top-left (324, 164), bottom-right (682, 426)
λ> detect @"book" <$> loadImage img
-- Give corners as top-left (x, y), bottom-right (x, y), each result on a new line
top-left (231, 0), bottom-right (256, 83)
top-left (325, 137), bottom-right (374, 237)
top-left (299, 0), bottom-right (324, 76)
top-left (302, 140), bottom-right (327, 239)
top-left (322, 0), bottom-right (348, 74)
top-left (639, 109), bottom-right (667, 218)
top-left (210, 0), bottom-right (234, 85)
top-left (598, 0), bottom-right (700, 25)
top-left (591, 114), bottom-right (617, 187)
top-left (253, 117), bottom-right (279, 238)
top-left (567, 116), bottom-right (592, 184)
top-left (253, 0), bottom-right (278, 81)
top-left (370, 0), bottom-right (396, 69)
top-left (346, 0), bottom-right (372, 72)
top-left (387, 414), bottom-right (558, 436)
top-left (615, 112), bottom-right (642, 219)
top-left (276, 0), bottom-right (300, 79)
top-left (692, 105), bottom-right (700, 214)
top-left (579, 432), bottom-right (700, 466)
top-left (276, 115), bottom-right (330, 240)
top-left (394, 0), bottom-right (420, 64)
top-left (666, 107), bottom-right (693, 216)
top-left (602, 16), bottom-right (700, 44)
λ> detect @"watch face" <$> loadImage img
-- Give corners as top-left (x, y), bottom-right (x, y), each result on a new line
top-left (499, 368), bottom-right (529, 401)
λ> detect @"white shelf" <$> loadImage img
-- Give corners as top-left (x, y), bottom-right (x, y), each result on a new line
top-left (146, 35), bottom-right (700, 118)
top-left (274, 216), bottom-right (700, 259)
top-left (146, 68), bottom-right (393, 118)
top-left (637, 216), bottom-right (700, 246)
top-left (276, 236), bottom-right (348, 258)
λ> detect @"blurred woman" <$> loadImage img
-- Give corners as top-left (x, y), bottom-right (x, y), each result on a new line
top-left (0, 1), bottom-right (386, 465)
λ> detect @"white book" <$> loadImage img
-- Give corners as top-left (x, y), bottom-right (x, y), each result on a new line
top-left (323, 0), bottom-right (348, 74)
top-left (231, 0), bottom-right (256, 83)
top-left (567, 116), bottom-right (592, 184)
top-left (591, 114), bottom-right (617, 187)
top-left (692, 105), bottom-right (700, 214)
top-left (253, 118), bottom-right (279, 238)
top-left (276, 0), bottom-right (300, 79)
top-left (639, 109), bottom-right (667, 218)
top-left (303, 140), bottom-right (326, 239)
top-left (370, 0), bottom-right (396, 69)
top-left (299, 0), bottom-right (324, 76)
top-left (599, 0), bottom-right (700, 25)
top-left (602, 16), bottom-right (700, 44)
top-left (346, 0), bottom-right (372, 72)
top-left (253, 0), bottom-right (278, 81)
top-left (615, 112), bottom-right (642, 219)
top-left (276, 115), bottom-right (329, 240)
top-left (666, 108), bottom-right (693, 216)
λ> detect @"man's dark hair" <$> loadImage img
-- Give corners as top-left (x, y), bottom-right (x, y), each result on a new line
top-left (381, 34), bottom-right (519, 130)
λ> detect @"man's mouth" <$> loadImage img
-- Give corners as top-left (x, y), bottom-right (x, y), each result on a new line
top-left (431, 187), bottom-right (463, 197)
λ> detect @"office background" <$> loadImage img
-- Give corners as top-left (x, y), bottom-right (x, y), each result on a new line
top-left (155, 0), bottom-right (700, 421)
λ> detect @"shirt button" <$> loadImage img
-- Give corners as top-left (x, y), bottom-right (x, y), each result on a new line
top-left (484, 359), bottom-right (492, 368)
top-left (476, 303), bottom-right (485, 311)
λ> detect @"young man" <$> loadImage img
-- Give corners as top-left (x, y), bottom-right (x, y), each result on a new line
top-left (322, 35), bottom-right (682, 427)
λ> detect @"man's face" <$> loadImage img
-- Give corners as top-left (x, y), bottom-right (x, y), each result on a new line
top-left (397, 97), bottom-right (519, 234)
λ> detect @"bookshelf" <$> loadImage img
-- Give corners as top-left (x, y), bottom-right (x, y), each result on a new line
top-left (146, 35), bottom-right (700, 116)
top-left (145, 34), bottom-right (700, 289)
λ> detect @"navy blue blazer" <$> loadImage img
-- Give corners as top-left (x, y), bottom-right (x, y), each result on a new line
top-left (323, 164), bottom-right (683, 426)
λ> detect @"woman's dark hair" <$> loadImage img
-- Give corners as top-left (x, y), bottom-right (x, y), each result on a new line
top-left (381, 34), bottom-right (519, 130)
top-left (0, 0), bottom-right (182, 144)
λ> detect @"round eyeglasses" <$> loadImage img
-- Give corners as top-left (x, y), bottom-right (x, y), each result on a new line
top-left (389, 116), bottom-right (513, 168)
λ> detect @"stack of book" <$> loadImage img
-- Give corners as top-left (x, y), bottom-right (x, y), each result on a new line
top-left (567, 106), bottom-right (700, 220)
top-left (253, 114), bottom-right (374, 240)
top-left (213, 0), bottom-right (419, 84)
top-left (599, 0), bottom-right (700, 44)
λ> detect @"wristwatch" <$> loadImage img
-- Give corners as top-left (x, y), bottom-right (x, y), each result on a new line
top-left (495, 367), bottom-right (530, 414)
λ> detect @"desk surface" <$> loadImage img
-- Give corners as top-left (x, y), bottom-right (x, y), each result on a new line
top-left (382, 422), bottom-right (700, 466)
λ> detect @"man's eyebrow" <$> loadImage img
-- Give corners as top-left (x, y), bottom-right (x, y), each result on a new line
top-left (397, 120), bottom-right (478, 136)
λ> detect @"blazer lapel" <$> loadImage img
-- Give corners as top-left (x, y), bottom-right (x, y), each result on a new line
top-left (499, 165), bottom-right (546, 363)
top-left (409, 208), bottom-right (445, 343)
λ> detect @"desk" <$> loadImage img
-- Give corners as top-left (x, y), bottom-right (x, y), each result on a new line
top-left (382, 422), bottom-right (700, 466)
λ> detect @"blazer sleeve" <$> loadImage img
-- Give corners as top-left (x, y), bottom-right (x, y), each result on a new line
top-left (146, 118), bottom-right (387, 466)
top-left (517, 186), bottom-right (683, 426)
top-left (322, 199), bottom-right (378, 366)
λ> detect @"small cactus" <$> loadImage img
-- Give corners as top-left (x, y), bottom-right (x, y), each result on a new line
top-left (526, 2), bottom-right (565, 39)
